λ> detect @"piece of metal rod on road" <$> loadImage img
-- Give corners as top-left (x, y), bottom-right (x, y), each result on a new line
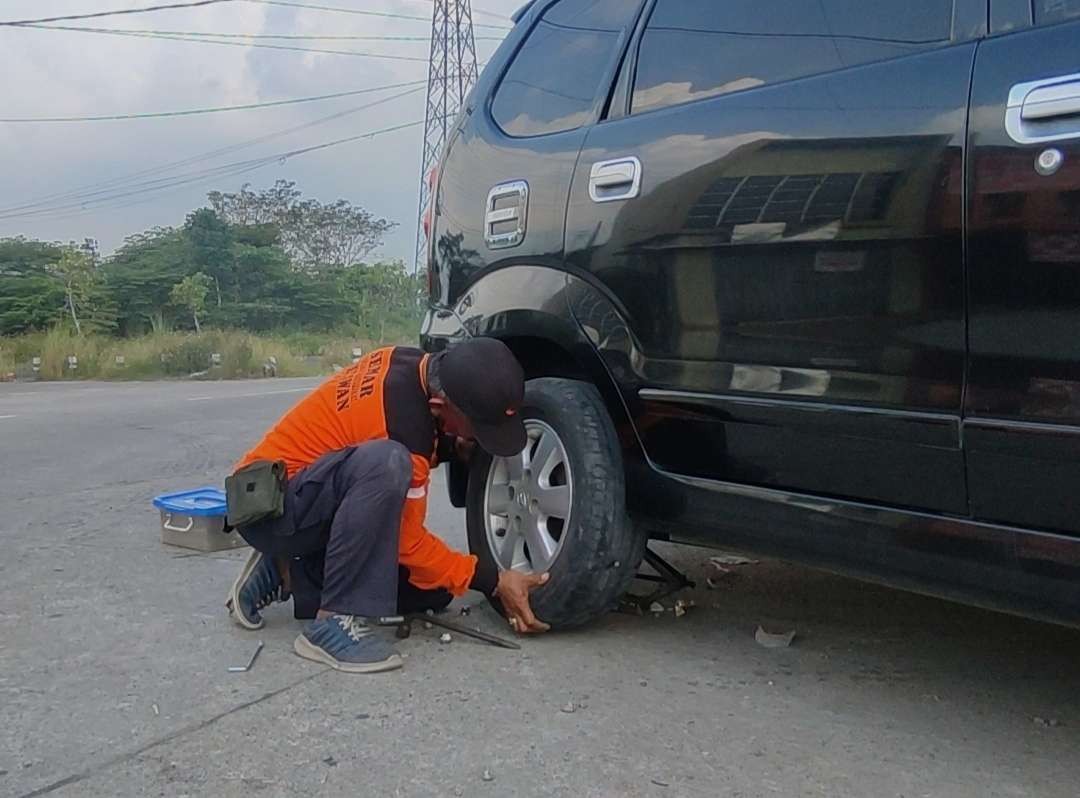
top-left (421, 614), bottom-right (521, 650)
top-left (228, 640), bottom-right (264, 672)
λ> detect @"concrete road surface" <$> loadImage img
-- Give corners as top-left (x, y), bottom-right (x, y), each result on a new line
top-left (2, 379), bottom-right (1079, 798)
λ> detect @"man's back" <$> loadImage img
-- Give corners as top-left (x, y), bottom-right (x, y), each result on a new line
top-left (236, 347), bottom-right (435, 477)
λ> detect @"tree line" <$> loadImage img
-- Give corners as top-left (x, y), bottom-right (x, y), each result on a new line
top-left (0, 181), bottom-right (424, 342)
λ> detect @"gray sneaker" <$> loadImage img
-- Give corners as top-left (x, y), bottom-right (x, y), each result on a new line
top-left (294, 615), bottom-right (403, 674)
top-left (226, 550), bottom-right (288, 630)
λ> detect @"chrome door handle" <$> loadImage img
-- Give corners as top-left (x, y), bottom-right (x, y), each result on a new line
top-left (484, 180), bottom-right (528, 249)
top-left (1006, 73), bottom-right (1080, 144)
top-left (589, 156), bottom-right (641, 202)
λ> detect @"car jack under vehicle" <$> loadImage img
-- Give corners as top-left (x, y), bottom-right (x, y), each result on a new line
top-left (617, 547), bottom-right (696, 615)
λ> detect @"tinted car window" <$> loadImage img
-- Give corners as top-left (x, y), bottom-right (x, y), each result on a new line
top-left (492, 0), bottom-right (634, 137)
top-left (632, 0), bottom-right (954, 114)
top-left (1035, 0), bottom-right (1080, 25)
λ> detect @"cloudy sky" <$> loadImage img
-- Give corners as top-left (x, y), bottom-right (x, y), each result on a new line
top-left (0, 0), bottom-right (521, 262)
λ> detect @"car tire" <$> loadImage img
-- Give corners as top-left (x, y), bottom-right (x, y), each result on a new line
top-left (466, 377), bottom-right (646, 628)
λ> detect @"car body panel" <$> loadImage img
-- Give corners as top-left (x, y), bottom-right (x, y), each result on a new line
top-left (965, 19), bottom-right (1080, 536)
top-left (565, 36), bottom-right (975, 513)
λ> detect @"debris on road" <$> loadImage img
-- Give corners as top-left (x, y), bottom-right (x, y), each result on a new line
top-left (710, 554), bottom-right (759, 568)
top-left (460, 605), bottom-right (471, 616)
top-left (482, 768), bottom-right (495, 782)
top-left (673, 598), bottom-right (695, 617)
top-left (1034, 716), bottom-right (1060, 727)
top-left (424, 621), bottom-right (434, 630)
top-left (322, 756), bottom-right (337, 767)
top-left (152, 703), bottom-right (159, 716)
top-left (755, 626), bottom-right (796, 649)
top-left (439, 632), bottom-right (452, 644)
top-left (227, 640), bottom-right (264, 672)
top-left (561, 701), bottom-right (576, 713)
top-left (649, 601), bottom-right (665, 616)
top-left (652, 778), bottom-right (670, 787)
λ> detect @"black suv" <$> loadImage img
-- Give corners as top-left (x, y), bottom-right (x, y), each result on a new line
top-left (421, 0), bottom-right (1080, 629)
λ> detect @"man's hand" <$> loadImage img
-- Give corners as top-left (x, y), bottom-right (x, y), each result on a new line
top-left (453, 436), bottom-right (477, 462)
top-left (495, 570), bottom-right (551, 634)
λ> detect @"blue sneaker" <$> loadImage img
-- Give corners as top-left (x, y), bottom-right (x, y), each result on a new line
top-left (226, 550), bottom-right (289, 631)
top-left (294, 615), bottom-right (403, 673)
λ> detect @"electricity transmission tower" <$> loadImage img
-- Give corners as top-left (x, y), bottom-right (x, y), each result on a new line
top-left (414, 0), bottom-right (479, 274)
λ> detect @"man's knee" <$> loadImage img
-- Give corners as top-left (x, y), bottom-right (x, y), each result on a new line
top-left (342, 439), bottom-right (413, 497)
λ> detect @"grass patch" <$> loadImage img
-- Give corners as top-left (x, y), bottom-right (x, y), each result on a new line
top-left (0, 328), bottom-right (416, 381)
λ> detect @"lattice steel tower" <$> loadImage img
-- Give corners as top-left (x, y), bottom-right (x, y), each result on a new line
top-left (414, 0), bottom-right (479, 273)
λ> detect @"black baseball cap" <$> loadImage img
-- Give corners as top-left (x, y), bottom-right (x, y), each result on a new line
top-left (438, 338), bottom-right (527, 457)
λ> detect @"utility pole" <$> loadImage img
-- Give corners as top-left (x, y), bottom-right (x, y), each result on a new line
top-left (414, 0), bottom-right (479, 274)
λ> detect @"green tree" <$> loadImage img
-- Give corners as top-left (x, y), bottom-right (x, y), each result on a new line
top-left (0, 238), bottom-right (65, 334)
top-left (169, 272), bottom-right (213, 334)
top-left (209, 180), bottom-right (393, 273)
top-left (54, 247), bottom-right (96, 336)
top-left (2, 182), bottom-right (415, 343)
top-left (338, 260), bottom-right (424, 343)
top-left (104, 228), bottom-right (192, 335)
top-left (184, 208), bottom-right (235, 307)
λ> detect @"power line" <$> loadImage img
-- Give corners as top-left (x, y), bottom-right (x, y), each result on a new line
top-left (21, 23), bottom-right (433, 60)
top-left (0, 0), bottom-right (237, 27)
top-left (460, 5), bottom-right (508, 21)
top-left (398, 0), bottom-right (511, 22)
top-left (26, 25), bottom-right (505, 41)
top-left (243, 0), bottom-right (512, 31)
top-left (0, 81), bottom-right (431, 216)
top-left (0, 86), bottom-right (428, 218)
top-left (0, 118), bottom-right (425, 222)
top-left (0, 81), bottom-right (426, 123)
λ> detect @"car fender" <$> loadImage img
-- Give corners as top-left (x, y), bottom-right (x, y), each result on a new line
top-left (421, 264), bottom-right (661, 511)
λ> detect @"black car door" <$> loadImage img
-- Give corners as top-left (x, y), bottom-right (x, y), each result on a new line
top-left (965, 5), bottom-right (1080, 534)
top-left (427, 0), bottom-right (645, 307)
top-left (563, 0), bottom-right (984, 513)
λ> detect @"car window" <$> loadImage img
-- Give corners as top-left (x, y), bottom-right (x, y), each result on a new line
top-left (631, 0), bottom-right (955, 115)
top-left (491, 0), bottom-right (636, 137)
top-left (1034, 0), bottom-right (1080, 25)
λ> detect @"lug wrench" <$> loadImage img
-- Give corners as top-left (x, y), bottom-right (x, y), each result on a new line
top-left (376, 614), bottom-right (521, 650)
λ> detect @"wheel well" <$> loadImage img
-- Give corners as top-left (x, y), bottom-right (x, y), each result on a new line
top-left (500, 335), bottom-right (637, 453)
top-left (500, 336), bottom-right (587, 381)
top-left (446, 334), bottom-right (644, 509)
top-left (445, 336), bottom-right (597, 510)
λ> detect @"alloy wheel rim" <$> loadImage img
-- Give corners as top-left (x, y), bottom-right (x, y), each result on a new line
top-left (483, 419), bottom-right (573, 573)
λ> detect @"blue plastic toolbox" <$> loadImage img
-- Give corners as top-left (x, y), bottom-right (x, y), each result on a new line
top-left (152, 487), bottom-right (246, 552)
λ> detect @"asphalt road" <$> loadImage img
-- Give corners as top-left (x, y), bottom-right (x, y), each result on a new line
top-left (2, 379), bottom-right (1079, 798)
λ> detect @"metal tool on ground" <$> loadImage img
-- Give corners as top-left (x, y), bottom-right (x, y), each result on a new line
top-left (617, 547), bottom-right (696, 615)
top-left (228, 640), bottom-right (264, 672)
top-left (376, 613), bottom-right (521, 650)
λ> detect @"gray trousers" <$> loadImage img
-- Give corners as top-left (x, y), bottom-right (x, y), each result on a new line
top-left (238, 440), bottom-right (416, 619)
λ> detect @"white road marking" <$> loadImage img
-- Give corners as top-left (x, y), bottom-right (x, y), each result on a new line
top-left (0, 415), bottom-right (16, 420)
top-left (0, 388), bottom-right (107, 397)
top-left (186, 387), bottom-right (312, 402)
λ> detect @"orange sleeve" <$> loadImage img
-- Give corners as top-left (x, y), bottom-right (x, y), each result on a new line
top-left (398, 453), bottom-right (479, 596)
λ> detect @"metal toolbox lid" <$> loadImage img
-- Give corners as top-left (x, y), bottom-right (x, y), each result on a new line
top-left (153, 486), bottom-right (227, 517)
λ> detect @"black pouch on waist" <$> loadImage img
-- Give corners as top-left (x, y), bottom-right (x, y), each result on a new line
top-left (226, 459), bottom-right (287, 528)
